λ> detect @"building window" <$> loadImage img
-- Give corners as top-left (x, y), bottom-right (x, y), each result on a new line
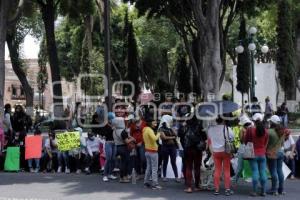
top-left (20, 86), bottom-right (25, 96)
top-left (12, 85), bottom-right (17, 97)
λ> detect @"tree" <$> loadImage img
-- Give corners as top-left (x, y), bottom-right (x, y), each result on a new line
top-left (277, 0), bottom-right (296, 100)
top-left (36, 0), bottom-right (64, 117)
top-left (126, 21), bottom-right (140, 100)
top-left (176, 50), bottom-right (191, 95)
top-left (236, 15), bottom-right (250, 106)
top-left (6, 4), bottom-right (43, 115)
top-left (0, 0), bottom-right (24, 117)
top-left (37, 36), bottom-right (48, 109)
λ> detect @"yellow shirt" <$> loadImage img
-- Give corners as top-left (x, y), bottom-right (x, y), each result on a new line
top-left (143, 127), bottom-right (160, 152)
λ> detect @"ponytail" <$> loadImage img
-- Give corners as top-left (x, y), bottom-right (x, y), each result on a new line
top-left (255, 121), bottom-right (265, 137)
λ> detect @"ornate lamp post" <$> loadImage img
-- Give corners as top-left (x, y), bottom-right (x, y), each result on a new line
top-left (235, 27), bottom-right (269, 101)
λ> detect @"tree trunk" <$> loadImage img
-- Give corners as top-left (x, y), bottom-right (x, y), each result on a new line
top-left (6, 32), bottom-right (34, 115)
top-left (40, 0), bottom-right (63, 117)
top-left (0, 0), bottom-right (9, 118)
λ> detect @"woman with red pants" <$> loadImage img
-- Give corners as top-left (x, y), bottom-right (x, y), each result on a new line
top-left (184, 116), bottom-right (207, 193)
top-left (208, 117), bottom-right (234, 196)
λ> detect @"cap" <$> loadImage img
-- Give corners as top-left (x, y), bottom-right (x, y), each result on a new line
top-left (268, 115), bottom-right (281, 125)
top-left (239, 115), bottom-right (252, 126)
top-left (252, 113), bottom-right (264, 121)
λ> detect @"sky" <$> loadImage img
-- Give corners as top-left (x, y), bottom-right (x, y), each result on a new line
top-left (5, 35), bottom-right (40, 60)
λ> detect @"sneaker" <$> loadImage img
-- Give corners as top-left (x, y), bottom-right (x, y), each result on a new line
top-left (57, 167), bottom-right (62, 173)
top-left (266, 190), bottom-right (278, 196)
top-left (290, 175), bottom-right (295, 180)
top-left (108, 175), bottom-right (117, 180)
top-left (103, 176), bottom-right (109, 182)
top-left (65, 168), bottom-right (70, 174)
top-left (119, 178), bottom-right (130, 183)
top-left (152, 185), bottom-right (162, 190)
top-left (29, 168), bottom-right (34, 173)
top-left (175, 178), bottom-right (181, 183)
top-left (225, 189), bottom-right (234, 196)
top-left (85, 168), bottom-right (91, 175)
top-left (163, 177), bottom-right (168, 182)
top-left (278, 191), bottom-right (286, 195)
top-left (34, 168), bottom-right (39, 173)
top-left (214, 190), bottom-right (220, 195)
top-left (144, 183), bottom-right (151, 188)
top-left (249, 192), bottom-right (258, 197)
top-left (76, 169), bottom-right (81, 174)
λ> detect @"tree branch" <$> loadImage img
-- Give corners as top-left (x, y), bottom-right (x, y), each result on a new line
top-left (7, 0), bottom-right (25, 26)
top-left (54, 0), bottom-right (61, 9)
top-left (36, 0), bottom-right (46, 7)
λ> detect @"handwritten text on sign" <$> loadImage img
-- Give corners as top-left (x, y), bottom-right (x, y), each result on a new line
top-left (56, 131), bottom-right (80, 151)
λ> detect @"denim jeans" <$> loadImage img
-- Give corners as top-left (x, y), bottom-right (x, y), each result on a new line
top-left (267, 151), bottom-right (284, 193)
top-left (144, 151), bottom-right (159, 186)
top-left (104, 142), bottom-right (115, 176)
top-left (28, 158), bottom-right (40, 169)
top-left (136, 144), bottom-right (146, 174)
top-left (116, 145), bottom-right (130, 178)
top-left (58, 152), bottom-right (69, 169)
top-left (249, 156), bottom-right (267, 194)
top-left (284, 156), bottom-right (295, 177)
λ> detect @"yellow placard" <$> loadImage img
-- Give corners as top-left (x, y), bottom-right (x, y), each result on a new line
top-left (56, 131), bottom-right (80, 151)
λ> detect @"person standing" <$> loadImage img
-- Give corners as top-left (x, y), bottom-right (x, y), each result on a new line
top-left (245, 113), bottom-right (269, 197)
top-left (184, 116), bottom-right (207, 193)
top-left (266, 115), bottom-right (290, 195)
top-left (102, 112), bottom-right (117, 182)
top-left (207, 117), bottom-right (234, 196)
top-left (143, 117), bottom-right (162, 190)
top-left (277, 102), bottom-right (289, 128)
top-left (158, 115), bottom-right (180, 182)
top-left (112, 117), bottom-right (135, 183)
top-left (264, 97), bottom-right (273, 127)
top-left (11, 105), bottom-right (32, 170)
top-left (3, 104), bottom-right (12, 144)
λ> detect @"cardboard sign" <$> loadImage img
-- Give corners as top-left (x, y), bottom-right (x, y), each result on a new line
top-left (25, 135), bottom-right (42, 160)
top-left (56, 131), bottom-right (80, 151)
top-left (4, 147), bottom-right (20, 171)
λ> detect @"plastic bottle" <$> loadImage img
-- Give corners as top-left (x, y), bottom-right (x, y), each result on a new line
top-left (131, 168), bottom-right (137, 184)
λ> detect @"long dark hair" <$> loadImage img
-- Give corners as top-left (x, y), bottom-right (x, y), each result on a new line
top-left (255, 120), bottom-right (265, 137)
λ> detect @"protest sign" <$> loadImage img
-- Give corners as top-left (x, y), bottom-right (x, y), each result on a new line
top-left (25, 135), bottom-right (42, 160)
top-left (56, 131), bottom-right (80, 151)
top-left (4, 147), bottom-right (20, 171)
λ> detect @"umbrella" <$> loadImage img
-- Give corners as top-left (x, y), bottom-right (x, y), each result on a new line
top-left (197, 101), bottom-right (240, 117)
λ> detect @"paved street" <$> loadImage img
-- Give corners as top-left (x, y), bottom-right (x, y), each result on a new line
top-left (0, 173), bottom-right (299, 200)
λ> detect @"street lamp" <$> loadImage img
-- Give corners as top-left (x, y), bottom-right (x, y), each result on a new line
top-left (235, 26), bottom-right (269, 102)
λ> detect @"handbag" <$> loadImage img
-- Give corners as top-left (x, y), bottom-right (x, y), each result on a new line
top-left (240, 129), bottom-right (255, 159)
top-left (224, 126), bottom-right (236, 154)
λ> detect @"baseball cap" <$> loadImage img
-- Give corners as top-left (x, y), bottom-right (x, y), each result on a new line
top-left (268, 115), bottom-right (281, 125)
top-left (252, 113), bottom-right (264, 121)
top-left (239, 115), bottom-right (252, 126)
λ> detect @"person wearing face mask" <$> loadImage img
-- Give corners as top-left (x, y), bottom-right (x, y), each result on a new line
top-left (158, 114), bottom-right (180, 183)
top-left (84, 131), bottom-right (101, 175)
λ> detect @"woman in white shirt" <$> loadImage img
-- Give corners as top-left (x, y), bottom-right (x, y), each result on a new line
top-left (208, 117), bottom-right (234, 196)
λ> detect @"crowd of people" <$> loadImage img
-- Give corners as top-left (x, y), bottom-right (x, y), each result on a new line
top-left (0, 95), bottom-right (300, 197)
